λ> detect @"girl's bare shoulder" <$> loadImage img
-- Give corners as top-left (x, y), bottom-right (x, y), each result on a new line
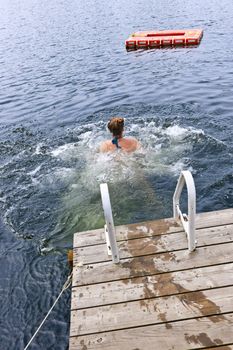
top-left (122, 137), bottom-right (140, 151)
top-left (99, 140), bottom-right (114, 152)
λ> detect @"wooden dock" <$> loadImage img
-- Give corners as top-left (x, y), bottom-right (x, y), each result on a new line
top-left (69, 208), bottom-right (233, 350)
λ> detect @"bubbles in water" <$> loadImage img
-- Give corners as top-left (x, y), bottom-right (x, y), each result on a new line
top-left (51, 143), bottom-right (80, 160)
top-left (0, 115), bottom-right (211, 256)
top-left (38, 117), bottom-right (205, 253)
top-left (50, 119), bottom-right (204, 183)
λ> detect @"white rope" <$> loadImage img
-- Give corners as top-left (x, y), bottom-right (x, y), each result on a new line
top-left (24, 272), bottom-right (73, 350)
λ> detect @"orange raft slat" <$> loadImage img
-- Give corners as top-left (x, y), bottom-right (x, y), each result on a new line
top-left (125, 29), bottom-right (203, 49)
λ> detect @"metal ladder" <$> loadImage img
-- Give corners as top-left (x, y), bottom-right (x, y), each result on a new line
top-left (100, 170), bottom-right (196, 264)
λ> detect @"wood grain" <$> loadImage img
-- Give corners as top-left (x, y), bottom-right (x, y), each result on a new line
top-left (73, 208), bottom-right (233, 247)
top-left (71, 262), bottom-right (233, 309)
top-left (74, 224), bottom-right (233, 265)
top-left (70, 313), bottom-right (233, 350)
top-left (70, 286), bottom-right (233, 336)
top-left (70, 209), bottom-right (233, 350)
top-left (73, 241), bottom-right (233, 287)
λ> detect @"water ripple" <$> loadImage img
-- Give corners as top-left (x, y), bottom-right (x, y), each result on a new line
top-left (1, 0), bottom-right (233, 348)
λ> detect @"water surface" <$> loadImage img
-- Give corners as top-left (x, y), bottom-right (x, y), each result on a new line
top-left (0, 0), bottom-right (233, 348)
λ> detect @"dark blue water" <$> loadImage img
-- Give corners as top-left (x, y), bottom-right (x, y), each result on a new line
top-left (1, 0), bottom-right (233, 348)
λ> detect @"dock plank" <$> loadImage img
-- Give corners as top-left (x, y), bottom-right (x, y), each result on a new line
top-left (74, 208), bottom-right (233, 247)
top-left (70, 313), bottom-right (233, 350)
top-left (70, 286), bottom-right (233, 336)
top-left (70, 208), bottom-right (233, 350)
top-left (74, 224), bottom-right (233, 265)
top-left (71, 262), bottom-right (233, 309)
top-left (73, 241), bottom-right (233, 286)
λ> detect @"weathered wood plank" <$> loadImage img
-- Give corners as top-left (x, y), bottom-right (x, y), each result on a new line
top-left (73, 242), bottom-right (233, 287)
top-left (74, 217), bottom-right (181, 247)
top-left (74, 209), bottom-right (233, 247)
top-left (74, 224), bottom-right (233, 265)
top-left (70, 286), bottom-right (233, 336)
top-left (69, 313), bottom-right (233, 350)
top-left (71, 262), bottom-right (233, 309)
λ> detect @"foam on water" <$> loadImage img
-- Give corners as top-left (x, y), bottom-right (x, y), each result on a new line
top-left (51, 143), bottom-right (80, 160)
top-left (37, 118), bottom-right (206, 254)
top-left (50, 120), bottom-right (204, 185)
top-left (1, 115), bottom-right (226, 257)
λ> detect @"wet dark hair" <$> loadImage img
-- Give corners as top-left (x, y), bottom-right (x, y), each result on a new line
top-left (107, 117), bottom-right (124, 137)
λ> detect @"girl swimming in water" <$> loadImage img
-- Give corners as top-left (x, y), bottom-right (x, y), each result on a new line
top-left (100, 117), bottom-right (140, 152)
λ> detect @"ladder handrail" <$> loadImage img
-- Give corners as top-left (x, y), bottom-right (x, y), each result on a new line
top-left (100, 183), bottom-right (120, 263)
top-left (173, 170), bottom-right (196, 251)
top-left (100, 170), bottom-right (196, 263)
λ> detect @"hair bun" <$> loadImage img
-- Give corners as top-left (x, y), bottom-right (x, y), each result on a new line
top-left (107, 117), bottom-right (124, 136)
top-left (117, 117), bottom-right (124, 124)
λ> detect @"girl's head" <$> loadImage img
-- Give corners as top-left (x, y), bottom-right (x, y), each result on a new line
top-left (107, 117), bottom-right (124, 137)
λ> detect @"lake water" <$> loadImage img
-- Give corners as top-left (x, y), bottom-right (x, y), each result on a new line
top-left (0, 0), bottom-right (233, 348)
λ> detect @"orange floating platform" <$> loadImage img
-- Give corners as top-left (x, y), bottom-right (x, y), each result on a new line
top-left (125, 29), bottom-right (203, 49)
